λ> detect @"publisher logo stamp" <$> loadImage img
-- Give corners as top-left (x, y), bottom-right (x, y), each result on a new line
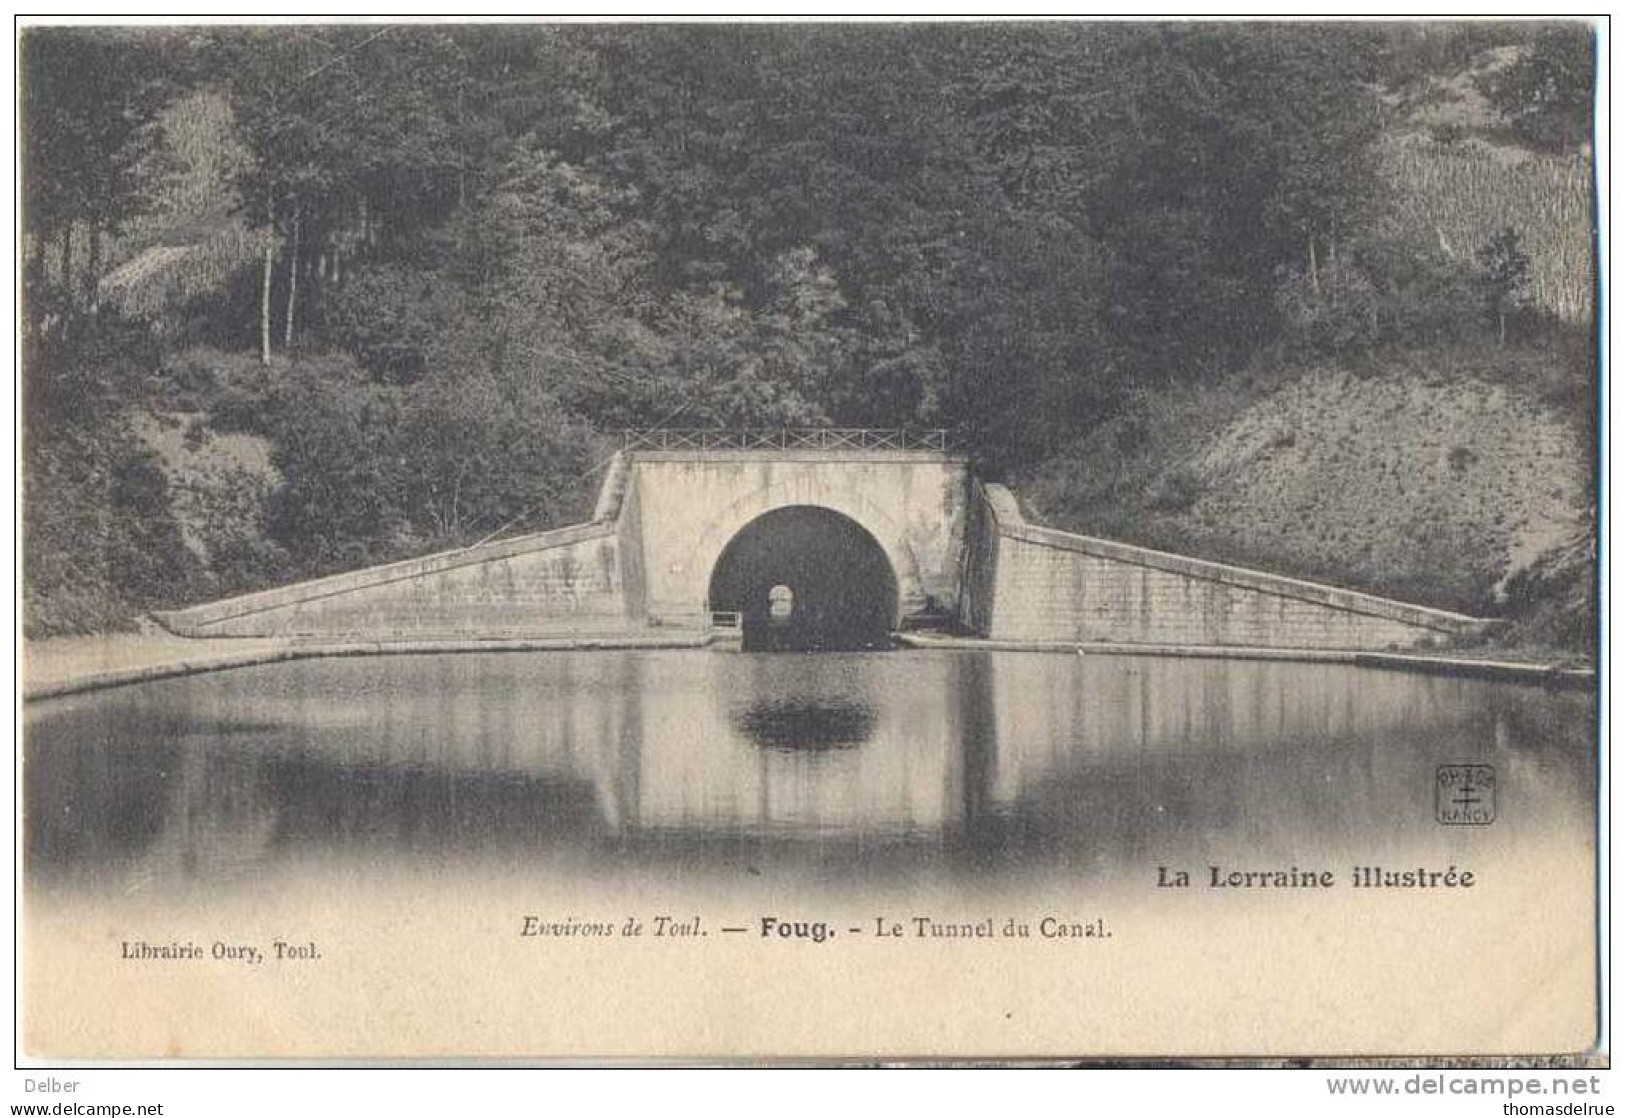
top-left (1436, 764), bottom-right (1496, 825)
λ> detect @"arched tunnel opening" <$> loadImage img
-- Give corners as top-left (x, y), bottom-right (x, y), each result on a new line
top-left (708, 506), bottom-right (899, 652)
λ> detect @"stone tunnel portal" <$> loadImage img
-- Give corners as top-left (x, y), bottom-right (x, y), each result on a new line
top-left (707, 506), bottom-right (899, 652)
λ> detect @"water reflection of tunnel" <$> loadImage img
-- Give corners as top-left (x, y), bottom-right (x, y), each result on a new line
top-left (708, 506), bottom-right (899, 652)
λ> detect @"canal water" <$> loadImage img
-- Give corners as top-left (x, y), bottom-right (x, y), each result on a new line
top-left (24, 648), bottom-right (1595, 892)
top-left (21, 648), bottom-right (1598, 1057)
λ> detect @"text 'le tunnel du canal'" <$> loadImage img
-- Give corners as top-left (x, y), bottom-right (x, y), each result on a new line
top-left (707, 505), bottom-right (899, 652)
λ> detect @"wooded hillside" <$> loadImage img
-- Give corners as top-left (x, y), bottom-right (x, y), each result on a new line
top-left (20, 22), bottom-right (1598, 652)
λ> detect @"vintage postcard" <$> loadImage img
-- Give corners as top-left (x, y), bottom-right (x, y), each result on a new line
top-left (16, 18), bottom-right (1603, 1063)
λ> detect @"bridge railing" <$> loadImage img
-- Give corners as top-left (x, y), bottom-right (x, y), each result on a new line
top-left (618, 428), bottom-right (950, 453)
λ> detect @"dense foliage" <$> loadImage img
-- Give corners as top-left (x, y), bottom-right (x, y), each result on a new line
top-left (1479, 25), bottom-right (1596, 151)
top-left (19, 22), bottom-right (1598, 647)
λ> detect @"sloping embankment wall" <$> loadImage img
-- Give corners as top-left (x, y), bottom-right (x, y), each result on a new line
top-left (155, 455), bottom-right (1497, 651)
top-left (156, 457), bottom-right (638, 639)
top-left (961, 484), bottom-right (1496, 651)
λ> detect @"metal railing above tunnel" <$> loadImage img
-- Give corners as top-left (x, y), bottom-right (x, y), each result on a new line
top-left (618, 428), bottom-right (950, 453)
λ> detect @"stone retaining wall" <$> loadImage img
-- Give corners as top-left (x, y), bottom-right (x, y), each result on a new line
top-left (962, 484), bottom-right (1495, 651)
top-left (156, 521), bottom-right (634, 639)
top-left (155, 451), bottom-right (1497, 651)
top-left (155, 455), bottom-right (641, 640)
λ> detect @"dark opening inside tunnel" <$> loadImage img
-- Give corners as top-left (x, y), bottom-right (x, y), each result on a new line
top-left (708, 506), bottom-right (899, 652)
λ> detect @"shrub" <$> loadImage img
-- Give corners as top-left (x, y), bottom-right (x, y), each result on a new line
top-left (1147, 468), bottom-right (1202, 513)
top-left (319, 263), bottom-right (453, 384)
top-left (23, 420), bottom-right (206, 635)
top-left (1382, 139), bottom-right (1593, 325)
top-left (238, 353), bottom-right (604, 575)
top-left (1277, 236), bottom-right (1483, 356)
top-left (1477, 27), bottom-right (1595, 152)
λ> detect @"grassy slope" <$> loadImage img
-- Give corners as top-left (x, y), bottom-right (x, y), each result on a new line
top-left (99, 91), bottom-right (269, 326)
top-left (1020, 349), bottom-right (1590, 619)
top-left (26, 92), bottom-right (278, 636)
top-left (1019, 43), bottom-right (1597, 658)
top-left (130, 409), bottom-right (278, 572)
top-left (1379, 45), bottom-right (1594, 326)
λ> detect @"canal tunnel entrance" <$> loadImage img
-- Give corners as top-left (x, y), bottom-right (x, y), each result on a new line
top-left (708, 506), bottom-right (899, 652)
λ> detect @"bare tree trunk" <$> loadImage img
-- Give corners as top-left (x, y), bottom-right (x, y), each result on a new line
top-left (84, 223), bottom-right (102, 310)
top-left (60, 225), bottom-right (72, 295)
top-left (25, 235), bottom-right (45, 299)
top-left (284, 199), bottom-right (301, 349)
top-left (450, 471), bottom-right (464, 538)
top-left (1307, 234), bottom-right (1318, 295)
top-left (260, 195), bottom-right (274, 366)
top-left (1327, 236), bottom-right (1337, 307)
top-left (456, 80), bottom-right (467, 214)
top-left (260, 243), bottom-right (274, 364)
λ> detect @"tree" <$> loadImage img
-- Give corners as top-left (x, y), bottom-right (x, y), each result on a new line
top-left (219, 26), bottom-right (472, 362)
top-left (1079, 25), bottom-right (1387, 378)
top-left (1481, 25), bottom-right (1595, 151)
top-left (20, 29), bottom-right (176, 321)
top-left (1476, 227), bottom-right (1532, 343)
top-left (1277, 234), bottom-right (1483, 356)
top-left (30, 23), bottom-right (1588, 636)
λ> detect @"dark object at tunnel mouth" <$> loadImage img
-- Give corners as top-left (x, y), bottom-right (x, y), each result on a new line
top-left (708, 505), bottom-right (900, 653)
